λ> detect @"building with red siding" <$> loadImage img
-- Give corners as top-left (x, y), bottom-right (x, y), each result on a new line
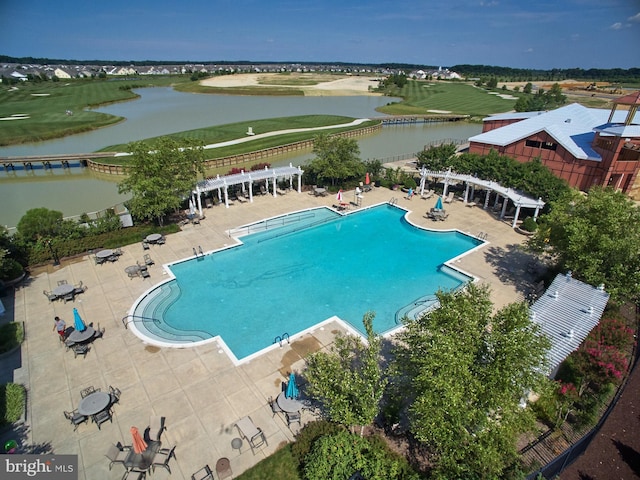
top-left (468, 92), bottom-right (640, 199)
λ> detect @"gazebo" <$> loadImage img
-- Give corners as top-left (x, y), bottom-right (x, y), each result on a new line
top-left (418, 167), bottom-right (545, 228)
top-left (193, 164), bottom-right (304, 214)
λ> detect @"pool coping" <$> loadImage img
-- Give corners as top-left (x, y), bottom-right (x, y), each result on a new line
top-left (126, 201), bottom-right (487, 365)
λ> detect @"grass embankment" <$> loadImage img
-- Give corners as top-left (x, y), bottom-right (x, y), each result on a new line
top-left (96, 115), bottom-right (379, 165)
top-left (0, 75), bottom-right (191, 146)
top-left (378, 81), bottom-right (518, 118)
top-left (176, 82), bottom-right (305, 96)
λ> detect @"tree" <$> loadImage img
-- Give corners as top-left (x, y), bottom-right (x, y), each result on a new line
top-left (392, 284), bottom-right (550, 479)
top-left (527, 186), bottom-right (640, 304)
top-left (523, 82), bottom-right (533, 94)
top-left (118, 138), bottom-right (205, 226)
top-left (416, 143), bottom-right (457, 170)
top-left (304, 312), bottom-right (387, 434)
top-left (16, 208), bottom-right (64, 243)
top-left (306, 134), bottom-right (364, 187)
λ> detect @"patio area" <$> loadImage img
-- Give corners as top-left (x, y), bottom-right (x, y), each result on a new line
top-left (1, 179), bottom-right (538, 479)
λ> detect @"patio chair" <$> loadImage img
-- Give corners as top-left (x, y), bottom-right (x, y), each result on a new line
top-left (151, 445), bottom-right (176, 474)
top-left (235, 416), bottom-right (267, 454)
top-left (93, 408), bottom-right (113, 430)
top-left (286, 411), bottom-right (301, 427)
top-left (146, 415), bottom-right (166, 442)
top-left (57, 279), bottom-right (68, 286)
top-left (94, 255), bottom-right (106, 265)
top-left (191, 464), bottom-right (213, 480)
top-left (143, 254), bottom-right (154, 266)
top-left (64, 409), bottom-right (88, 431)
top-left (105, 442), bottom-right (131, 470)
top-left (63, 292), bottom-right (75, 303)
top-left (114, 247), bottom-right (123, 256)
top-left (72, 344), bottom-right (90, 358)
top-left (74, 281), bottom-right (86, 295)
top-left (204, 197), bottom-right (213, 208)
top-left (141, 269), bottom-right (151, 279)
top-left (156, 236), bottom-right (166, 245)
top-left (109, 385), bottom-right (121, 404)
top-left (80, 386), bottom-right (97, 398)
top-left (93, 325), bottom-right (106, 340)
top-left (142, 241), bottom-right (150, 251)
top-left (268, 396), bottom-right (283, 418)
top-left (121, 469), bottom-right (146, 480)
top-left (43, 290), bottom-right (57, 302)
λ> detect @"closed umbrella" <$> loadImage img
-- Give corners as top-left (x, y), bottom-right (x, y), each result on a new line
top-left (73, 308), bottom-right (86, 332)
top-left (131, 426), bottom-right (148, 454)
top-left (434, 196), bottom-right (444, 211)
top-left (286, 372), bottom-right (299, 399)
top-left (365, 172), bottom-right (370, 185)
top-left (336, 189), bottom-right (343, 202)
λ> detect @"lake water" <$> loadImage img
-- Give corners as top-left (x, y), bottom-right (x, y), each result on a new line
top-left (0, 88), bottom-right (481, 228)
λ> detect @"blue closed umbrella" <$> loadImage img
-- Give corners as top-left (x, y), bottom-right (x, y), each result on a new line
top-left (73, 308), bottom-right (86, 332)
top-left (434, 196), bottom-right (443, 210)
top-left (286, 372), bottom-right (299, 399)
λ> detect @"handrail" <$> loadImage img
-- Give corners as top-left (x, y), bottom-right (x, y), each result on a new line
top-left (229, 211), bottom-right (316, 237)
top-left (256, 215), bottom-right (337, 244)
top-left (121, 314), bottom-right (160, 329)
top-left (395, 294), bottom-right (440, 324)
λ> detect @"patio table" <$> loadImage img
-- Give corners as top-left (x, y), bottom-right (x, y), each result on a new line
top-left (52, 283), bottom-right (75, 297)
top-left (124, 441), bottom-right (161, 471)
top-left (78, 391), bottom-right (111, 416)
top-left (125, 265), bottom-right (141, 275)
top-left (276, 392), bottom-right (304, 413)
top-left (146, 233), bottom-right (162, 243)
top-left (96, 249), bottom-right (115, 259)
top-left (67, 325), bottom-right (95, 344)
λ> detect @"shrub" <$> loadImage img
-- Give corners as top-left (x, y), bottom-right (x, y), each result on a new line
top-left (291, 420), bottom-right (344, 465)
top-left (521, 216), bottom-right (538, 232)
top-left (403, 177), bottom-right (417, 190)
top-left (0, 383), bottom-right (26, 426)
top-left (303, 430), bottom-right (419, 480)
top-left (0, 322), bottom-right (24, 355)
top-left (0, 257), bottom-right (24, 281)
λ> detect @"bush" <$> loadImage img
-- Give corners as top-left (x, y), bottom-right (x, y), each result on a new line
top-left (521, 216), bottom-right (538, 232)
top-left (0, 383), bottom-right (26, 426)
top-left (291, 420), bottom-right (345, 465)
top-left (303, 430), bottom-right (419, 480)
top-left (403, 177), bottom-right (417, 190)
top-left (0, 258), bottom-right (23, 282)
top-left (0, 322), bottom-right (24, 355)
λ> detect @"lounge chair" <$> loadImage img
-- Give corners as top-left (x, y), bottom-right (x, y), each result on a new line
top-left (235, 416), bottom-right (267, 454)
top-left (443, 192), bottom-right (455, 204)
top-left (420, 189), bottom-right (434, 200)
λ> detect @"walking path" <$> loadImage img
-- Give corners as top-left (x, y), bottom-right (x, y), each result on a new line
top-left (0, 180), bottom-right (535, 479)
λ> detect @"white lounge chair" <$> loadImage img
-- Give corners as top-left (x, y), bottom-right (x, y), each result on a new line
top-left (443, 192), bottom-right (455, 204)
top-left (235, 416), bottom-right (267, 454)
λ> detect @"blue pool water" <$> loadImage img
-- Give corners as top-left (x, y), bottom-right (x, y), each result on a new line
top-left (132, 205), bottom-right (483, 361)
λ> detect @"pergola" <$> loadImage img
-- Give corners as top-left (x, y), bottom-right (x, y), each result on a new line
top-left (418, 168), bottom-right (545, 228)
top-left (193, 164), bottom-right (304, 215)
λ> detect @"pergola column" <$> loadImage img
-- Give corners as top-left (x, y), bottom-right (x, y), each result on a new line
top-left (512, 204), bottom-right (522, 228)
top-left (223, 184), bottom-right (230, 208)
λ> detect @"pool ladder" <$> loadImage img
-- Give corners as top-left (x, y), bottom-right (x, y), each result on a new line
top-left (274, 332), bottom-right (290, 347)
top-left (192, 245), bottom-right (204, 258)
top-left (389, 197), bottom-right (398, 205)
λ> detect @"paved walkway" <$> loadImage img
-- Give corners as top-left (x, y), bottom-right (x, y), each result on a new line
top-left (0, 177), bottom-right (537, 479)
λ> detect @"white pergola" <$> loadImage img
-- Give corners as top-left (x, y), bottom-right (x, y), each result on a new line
top-left (418, 168), bottom-right (545, 228)
top-left (193, 164), bottom-right (304, 215)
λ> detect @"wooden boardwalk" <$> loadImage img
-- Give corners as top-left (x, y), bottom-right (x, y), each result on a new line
top-left (0, 153), bottom-right (119, 171)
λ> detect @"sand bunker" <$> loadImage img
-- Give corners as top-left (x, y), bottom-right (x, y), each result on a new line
top-left (0, 114), bottom-right (30, 121)
top-left (200, 73), bottom-right (382, 96)
top-left (31, 93), bottom-right (50, 96)
top-left (427, 109), bottom-right (452, 114)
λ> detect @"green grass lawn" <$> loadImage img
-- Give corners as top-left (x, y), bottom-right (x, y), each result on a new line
top-left (0, 75), bottom-right (191, 146)
top-left (96, 115), bottom-right (379, 166)
top-left (378, 80), bottom-right (518, 117)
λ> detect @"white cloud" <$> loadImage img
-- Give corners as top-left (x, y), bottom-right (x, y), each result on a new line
top-left (610, 22), bottom-right (623, 30)
top-left (525, 48), bottom-right (534, 53)
top-left (628, 12), bottom-right (640, 22)
top-left (480, 1), bottom-right (499, 6)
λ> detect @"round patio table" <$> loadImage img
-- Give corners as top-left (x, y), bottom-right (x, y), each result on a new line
top-left (96, 249), bottom-right (114, 259)
top-left (67, 326), bottom-right (95, 344)
top-left (77, 391), bottom-right (111, 416)
top-left (52, 284), bottom-right (75, 297)
top-left (276, 392), bottom-right (304, 413)
top-left (146, 233), bottom-right (162, 243)
top-left (125, 265), bottom-right (141, 275)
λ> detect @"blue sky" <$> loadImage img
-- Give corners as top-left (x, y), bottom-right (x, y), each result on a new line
top-left (1, 0), bottom-right (639, 69)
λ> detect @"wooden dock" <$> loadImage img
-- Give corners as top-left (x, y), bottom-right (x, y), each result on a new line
top-left (0, 153), bottom-right (119, 171)
top-left (374, 114), bottom-right (468, 126)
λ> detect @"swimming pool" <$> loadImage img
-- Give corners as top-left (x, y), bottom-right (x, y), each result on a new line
top-left (129, 204), bottom-right (484, 362)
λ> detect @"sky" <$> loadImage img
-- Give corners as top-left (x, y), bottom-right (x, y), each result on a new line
top-left (1, 0), bottom-right (639, 70)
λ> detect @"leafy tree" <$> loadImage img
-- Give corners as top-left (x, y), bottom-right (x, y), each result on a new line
top-left (523, 82), bottom-right (533, 94)
top-left (487, 76), bottom-right (498, 89)
top-left (16, 208), bottom-right (64, 242)
top-left (304, 312), bottom-right (387, 434)
top-left (416, 143), bottom-right (457, 170)
top-left (118, 138), bottom-right (205, 226)
top-left (392, 284), bottom-right (550, 479)
top-left (527, 186), bottom-right (640, 303)
top-left (305, 134), bottom-right (364, 187)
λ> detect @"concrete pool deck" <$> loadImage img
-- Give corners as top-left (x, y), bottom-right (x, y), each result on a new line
top-left (1, 180), bottom-right (540, 479)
